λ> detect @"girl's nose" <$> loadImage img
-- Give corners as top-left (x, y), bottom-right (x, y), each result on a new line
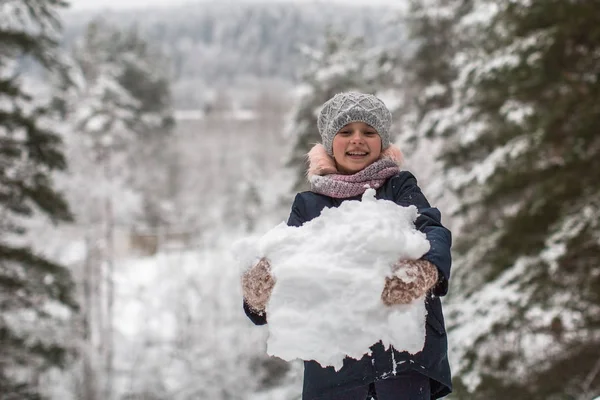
top-left (350, 131), bottom-right (364, 143)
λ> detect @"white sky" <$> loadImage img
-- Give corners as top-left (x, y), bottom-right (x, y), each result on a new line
top-left (69, 0), bottom-right (398, 10)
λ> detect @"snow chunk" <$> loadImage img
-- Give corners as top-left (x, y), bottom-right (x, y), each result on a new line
top-left (235, 189), bottom-right (430, 370)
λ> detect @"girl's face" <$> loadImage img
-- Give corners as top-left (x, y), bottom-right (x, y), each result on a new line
top-left (332, 122), bottom-right (382, 174)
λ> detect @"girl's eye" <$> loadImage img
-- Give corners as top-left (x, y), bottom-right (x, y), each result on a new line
top-left (365, 132), bottom-right (377, 136)
top-left (339, 131), bottom-right (351, 135)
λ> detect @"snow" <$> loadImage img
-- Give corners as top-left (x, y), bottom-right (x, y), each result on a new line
top-left (448, 256), bottom-right (531, 390)
top-left (422, 83), bottom-right (447, 100)
top-left (174, 109), bottom-right (205, 121)
top-left (70, 0), bottom-right (403, 11)
top-left (448, 202), bottom-right (600, 391)
top-left (108, 244), bottom-right (283, 398)
top-left (459, 1), bottom-right (499, 27)
top-left (315, 64), bottom-right (354, 84)
top-left (234, 188), bottom-right (430, 371)
top-left (499, 100), bottom-right (534, 125)
top-left (376, 89), bottom-right (403, 113)
top-left (448, 135), bottom-right (529, 189)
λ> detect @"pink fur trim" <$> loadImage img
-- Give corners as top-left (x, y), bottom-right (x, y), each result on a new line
top-left (306, 143), bottom-right (404, 179)
top-left (306, 144), bottom-right (338, 178)
top-left (381, 145), bottom-right (404, 166)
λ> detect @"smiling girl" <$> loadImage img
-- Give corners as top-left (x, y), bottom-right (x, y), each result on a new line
top-left (242, 92), bottom-right (453, 400)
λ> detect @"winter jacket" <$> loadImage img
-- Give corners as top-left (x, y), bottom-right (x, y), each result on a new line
top-left (243, 171), bottom-right (452, 399)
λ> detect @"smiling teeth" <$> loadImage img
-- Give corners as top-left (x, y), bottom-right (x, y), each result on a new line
top-left (348, 152), bottom-right (367, 155)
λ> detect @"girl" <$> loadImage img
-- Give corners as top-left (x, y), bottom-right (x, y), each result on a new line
top-left (242, 92), bottom-right (452, 400)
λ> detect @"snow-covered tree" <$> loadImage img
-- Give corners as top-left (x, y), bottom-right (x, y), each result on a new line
top-left (394, 0), bottom-right (473, 218)
top-left (69, 19), bottom-right (176, 227)
top-left (111, 23), bottom-right (176, 227)
top-left (411, 1), bottom-right (600, 398)
top-left (401, 0), bottom-right (472, 136)
top-left (53, 18), bottom-right (176, 400)
top-left (285, 31), bottom-right (399, 191)
top-left (0, 0), bottom-right (78, 397)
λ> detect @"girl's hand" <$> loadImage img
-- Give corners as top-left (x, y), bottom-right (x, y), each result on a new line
top-left (242, 257), bottom-right (275, 313)
top-left (381, 259), bottom-right (439, 306)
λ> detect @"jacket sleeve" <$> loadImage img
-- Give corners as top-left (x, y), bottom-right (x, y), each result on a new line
top-left (243, 299), bottom-right (267, 325)
top-left (393, 173), bottom-right (452, 296)
top-left (243, 193), bottom-right (309, 325)
top-left (287, 193), bottom-right (309, 228)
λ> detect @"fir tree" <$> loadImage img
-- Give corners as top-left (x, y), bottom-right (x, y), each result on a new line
top-left (397, 0), bottom-right (473, 209)
top-left (401, 0), bottom-right (472, 139)
top-left (59, 19), bottom-right (176, 398)
top-left (414, 1), bottom-right (600, 398)
top-left (0, 0), bottom-right (78, 397)
top-left (69, 18), bottom-right (175, 226)
top-left (404, 0), bottom-right (456, 123)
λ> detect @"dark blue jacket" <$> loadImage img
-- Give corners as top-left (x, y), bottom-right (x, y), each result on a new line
top-left (244, 171), bottom-right (452, 399)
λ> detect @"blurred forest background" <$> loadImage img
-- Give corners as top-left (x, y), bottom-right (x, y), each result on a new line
top-left (1, 0), bottom-right (599, 399)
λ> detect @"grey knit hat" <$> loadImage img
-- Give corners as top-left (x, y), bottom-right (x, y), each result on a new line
top-left (317, 92), bottom-right (392, 155)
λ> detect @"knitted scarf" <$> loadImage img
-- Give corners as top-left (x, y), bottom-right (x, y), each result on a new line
top-left (307, 144), bottom-right (402, 199)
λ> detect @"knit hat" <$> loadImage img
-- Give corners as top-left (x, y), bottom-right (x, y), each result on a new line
top-left (317, 92), bottom-right (392, 156)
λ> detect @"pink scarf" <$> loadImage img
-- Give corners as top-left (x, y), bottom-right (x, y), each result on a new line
top-left (307, 144), bottom-right (403, 199)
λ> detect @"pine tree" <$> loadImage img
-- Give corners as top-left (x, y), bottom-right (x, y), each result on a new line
top-left (0, 0), bottom-right (78, 397)
top-left (69, 18), bottom-right (175, 227)
top-left (111, 23), bottom-right (176, 226)
top-left (397, 0), bottom-right (473, 211)
top-left (404, 0), bottom-right (455, 124)
top-left (59, 19), bottom-right (176, 399)
top-left (417, 1), bottom-right (600, 398)
top-left (286, 31), bottom-right (399, 191)
top-left (401, 0), bottom-right (472, 138)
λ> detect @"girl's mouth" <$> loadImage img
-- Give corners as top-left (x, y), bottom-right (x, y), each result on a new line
top-left (347, 151), bottom-right (368, 159)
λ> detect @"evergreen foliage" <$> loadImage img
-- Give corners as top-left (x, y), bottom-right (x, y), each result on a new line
top-left (402, 0), bottom-right (472, 138)
top-left (0, 0), bottom-right (78, 397)
top-left (61, 3), bottom-right (404, 107)
top-left (67, 18), bottom-right (175, 227)
top-left (406, 0), bottom-right (600, 398)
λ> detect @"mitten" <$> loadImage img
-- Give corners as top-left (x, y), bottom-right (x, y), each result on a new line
top-left (242, 258), bottom-right (275, 313)
top-left (381, 259), bottom-right (439, 306)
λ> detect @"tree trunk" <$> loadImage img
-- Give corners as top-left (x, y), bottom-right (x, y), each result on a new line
top-left (80, 233), bottom-right (100, 400)
top-left (103, 158), bottom-right (115, 400)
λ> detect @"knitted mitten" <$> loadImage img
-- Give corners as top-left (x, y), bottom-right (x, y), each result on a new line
top-left (381, 259), bottom-right (439, 306)
top-left (242, 258), bottom-right (275, 313)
